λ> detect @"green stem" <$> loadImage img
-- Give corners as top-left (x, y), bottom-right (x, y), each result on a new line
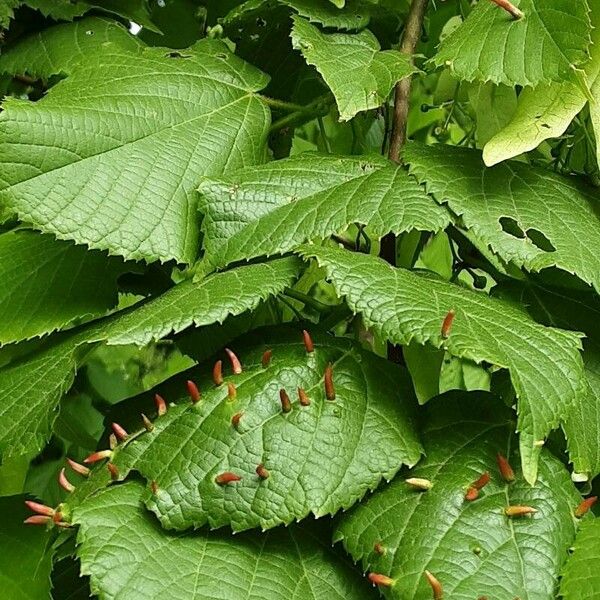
top-left (259, 96), bottom-right (306, 113)
top-left (283, 288), bottom-right (331, 312)
top-left (269, 93), bottom-right (334, 133)
top-left (317, 116), bottom-right (332, 154)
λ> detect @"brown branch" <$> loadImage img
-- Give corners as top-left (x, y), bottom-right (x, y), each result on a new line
top-left (388, 0), bottom-right (430, 163)
top-left (381, 0), bottom-right (429, 363)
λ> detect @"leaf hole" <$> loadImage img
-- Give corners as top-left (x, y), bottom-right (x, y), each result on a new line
top-left (526, 228), bottom-right (556, 252)
top-left (499, 216), bottom-right (525, 239)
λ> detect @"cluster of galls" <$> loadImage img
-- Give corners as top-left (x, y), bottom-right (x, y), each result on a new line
top-left (366, 453), bottom-right (597, 597)
top-left (25, 330), bottom-right (339, 525)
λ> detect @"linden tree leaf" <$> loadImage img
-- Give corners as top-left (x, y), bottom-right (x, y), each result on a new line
top-left (495, 279), bottom-right (600, 481)
top-left (432, 0), bottom-right (592, 88)
top-left (290, 15), bottom-right (416, 120)
top-left (0, 17), bottom-right (143, 79)
top-left (0, 495), bottom-right (54, 599)
top-left (483, 5), bottom-right (600, 166)
top-left (72, 481), bottom-right (377, 600)
top-left (100, 327), bottom-right (422, 531)
top-left (0, 229), bottom-right (130, 345)
top-left (197, 152), bottom-right (447, 273)
top-left (335, 391), bottom-right (581, 600)
top-left (0, 40), bottom-right (270, 264)
top-left (405, 143), bottom-right (600, 294)
top-left (0, 258), bottom-right (300, 458)
top-left (299, 244), bottom-right (586, 484)
top-left (560, 517), bottom-right (600, 599)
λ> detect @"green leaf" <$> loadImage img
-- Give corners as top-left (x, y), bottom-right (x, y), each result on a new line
top-left (0, 258), bottom-right (300, 458)
top-left (405, 143), bottom-right (600, 294)
top-left (0, 340), bottom-right (77, 458)
top-left (335, 392), bottom-right (581, 600)
top-left (197, 152), bottom-right (448, 273)
top-left (483, 5), bottom-right (600, 166)
top-left (102, 327), bottom-right (422, 531)
top-left (300, 244), bottom-right (586, 483)
top-left (224, 0), bottom-right (371, 31)
top-left (0, 230), bottom-right (129, 345)
top-left (560, 517), bottom-right (600, 599)
top-left (0, 39), bottom-right (270, 264)
top-left (466, 82), bottom-right (517, 147)
top-left (495, 279), bottom-right (600, 480)
top-left (72, 481), bottom-right (377, 600)
top-left (290, 15), bottom-right (416, 120)
top-left (0, 495), bottom-right (53, 599)
top-left (0, 17), bottom-right (143, 79)
top-left (432, 0), bottom-right (592, 87)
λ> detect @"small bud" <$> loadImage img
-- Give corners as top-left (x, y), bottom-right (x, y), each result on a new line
top-left (406, 477), bottom-right (433, 491)
top-left (58, 468), bottom-right (75, 493)
top-left (324, 363), bottom-right (335, 400)
top-left (280, 388), bottom-right (292, 413)
top-left (505, 505), bottom-right (537, 517)
top-left (374, 542), bottom-right (386, 555)
top-left (25, 500), bottom-right (54, 517)
top-left (109, 434), bottom-right (117, 450)
top-left (298, 387), bottom-right (310, 406)
top-left (66, 458), bottom-right (90, 477)
top-left (262, 349), bottom-right (272, 367)
top-left (575, 496), bottom-right (598, 518)
top-left (107, 463), bottom-right (119, 480)
top-left (83, 449), bottom-right (112, 464)
top-left (150, 480), bottom-right (159, 495)
top-left (533, 440), bottom-right (545, 447)
top-left (154, 393), bottom-right (167, 416)
top-left (424, 570), bottom-right (443, 600)
top-left (141, 413), bottom-right (154, 432)
top-left (111, 422), bottom-right (128, 442)
top-left (213, 360), bottom-right (224, 386)
top-left (24, 515), bottom-right (51, 526)
top-left (256, 464), bottom-right (270, 479)
top-left (490, 0), bottom-right (524, 20)
top-left (465, 486), bottom-right (479, 501)
top-left (231, 412), bottom-right (243, 429)
top-left (225, 348), bottom-right (243, 374)
top-left (496, 453), bottom-right (515, 482)
top-left (186, 380), bottom-right (201, 404)
top-left (368, 573), bottom-right (394, 587)
top-left (215, 471), bottom-right (242, 485)
top-left (227, 382), bottom-right (237, 400)
top-left (302, 329), bottom-right (315, 353)
top-left (441, 309), bottom-right (456, 339)
top-left (471, 471), bottom-right (490, 490)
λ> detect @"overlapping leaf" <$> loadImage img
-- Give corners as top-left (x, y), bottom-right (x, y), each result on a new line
top-left (483, 5), bottom-right (600, 166)
top-left (0, 258), bottom-right (300, 458)
top-left (433, 0), bottom-right (592, 87)
top-left (72, 482), bottom-right (377, 600)
top-left (496, 280), bottom-right (600, 480)
top-left (291, 15), bottom-right (416, 120)
top-left (102, 328), bottom-right (422, 531)
top-left (0, 17), bottom-right (142, 79)
top-left (0, 495), bottom-right (54, 599)
top-left (560, 517), bottom-right (600, 599)
top-left (0, 39), bottom-right (270, 264)
top-left (197, 152), bottom-right (447, 273)
top-left (335, 392), bottom-right (581, 600)
top-left (300, 244), bottom-right (586, 483)
top-left (0, 230), bottom-right (129, 345)
top-left (406, 143), bottom-right (600, 293)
